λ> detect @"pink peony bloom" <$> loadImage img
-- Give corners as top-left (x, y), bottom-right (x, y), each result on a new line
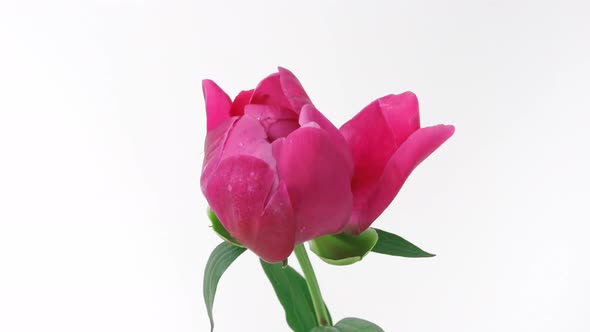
top-left (201, 68), bottom-right (353, 262)
top-left (201, 67), bottom-right (453, 262)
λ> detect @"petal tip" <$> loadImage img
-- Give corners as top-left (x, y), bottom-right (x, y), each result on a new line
top-left (202, 79), bottom-right (226, 101)
top-left (201, 79), bottom-right (217, 93)
top-left (377, 91), bottom-right (419, 109)
top-left (439, 124), bottom-right (456, 138)
top-left (202, 79), bottom-right (232, 131)
top-left (399, 90), bottom-right (418, 100)
top-left (277, 66), bottom-right (291, 74)
top-left (447, 124), bottom-right (455, 134)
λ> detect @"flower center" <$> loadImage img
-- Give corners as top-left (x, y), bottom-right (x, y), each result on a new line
top-left (244, 104), bottom-right (300, 142)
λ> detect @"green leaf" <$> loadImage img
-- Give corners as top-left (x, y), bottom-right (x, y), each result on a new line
top-left (310, 228), bottom-right (378, 266)
top-left (311, 318), bottom-right (384, 331)
top-left (203, 242), bottom-right (246, 331)
top-left (260, 260), bottom-right (318, 332)
top-left (371, 228), bottom-right (435, 258)
top-left (208, 208), bottom-right (243, 247)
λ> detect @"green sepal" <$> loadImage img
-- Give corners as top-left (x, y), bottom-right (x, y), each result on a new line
top-left (311, 317), bottom-right (384, 331)
top-left (371, 228), bottom-right (435, 257)
top-left (309, 228), bottom-right (378, 266)
top-left (207, 207), bottom-right (243, 247)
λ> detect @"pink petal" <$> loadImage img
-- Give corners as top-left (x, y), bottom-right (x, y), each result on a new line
top-left (378, 92), bottom-right (421, 146)
top-left (254, 181), bottom-right (296, 262)
top-left (205, 155), bottom-right (295, 263)
top-left (244, 104), bottom-right (299, 141)
top-left (340, 93), bottom-right (423, 226)
top-left (202, 79), bottom-right (232, 131)
top-left (348, 124), bottom-right (455, 233)
top-left (250, 68), bottom-right (314, 114)
top-left (273, 126), bottom-right (353, 242)
top-left (220, 115), bottom-right (278, 184)
top-left (250, 73), bottom-right (292, 111)
top-left (230, 89), bottom-right (254, 117)
top-left (340, 99), bottom-right (398, 195)
top-left (201, 117), bottom-right (238, 190)
top-left (221, 115), bottom-right (269, 157)
top-left (278, 67), bottom-right (313, 112)
top-left (299, 104), bottom-right (353, 172)
top-left (201, 114), bottom-right (277, 193)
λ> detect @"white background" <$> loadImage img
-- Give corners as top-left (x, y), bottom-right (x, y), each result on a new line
top-left (1, 0), bottom-right (589, 331)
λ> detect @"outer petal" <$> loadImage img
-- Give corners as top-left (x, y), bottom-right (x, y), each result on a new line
top-left (299, 104), bottom-right (353, 172)
top-left (201, 117), bottom-right (238, 190)
top-left (273, 126), bottom-right (353, 242)
top-left (378, 92), bottom-right (421, 145)
top-left (205, 155), bottom-right (295, 262)
top-left (278, 67), bottom-right (313, 112)
top-left (202, 79), bottom-right (232, 131)
top-left (340, 93), bottom-right (422, 227)
top-left (340, 99), bottom-right (398, 195)
top-left (347, 124), bottom-right (455, 233)
top-left (230, 89), bottom-right (254, 117)
top-left (254, 181), bottom-right (296, 262)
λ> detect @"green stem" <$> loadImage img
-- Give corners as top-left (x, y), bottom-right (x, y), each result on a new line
top-left (294, 243), bottom-right (332, 327)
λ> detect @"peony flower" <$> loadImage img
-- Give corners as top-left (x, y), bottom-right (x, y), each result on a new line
top-left (201, 68), bottom-right (354, 263)
top-left (200, 67), bottom-right (454, 263)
